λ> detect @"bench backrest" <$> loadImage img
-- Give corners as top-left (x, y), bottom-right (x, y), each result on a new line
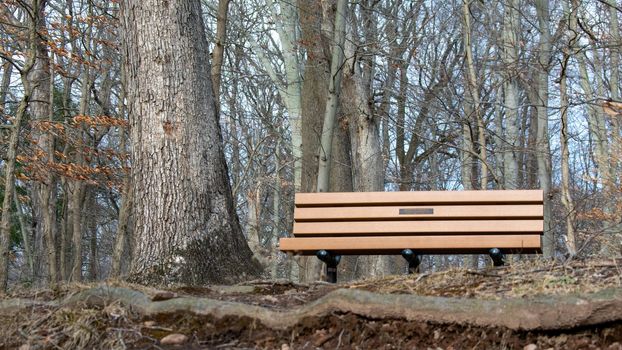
top-left (293, 190), bottom-right (544, 237)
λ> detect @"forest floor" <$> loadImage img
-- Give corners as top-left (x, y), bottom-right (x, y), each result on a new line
top-left (1, 259), bottom-right (622, 349)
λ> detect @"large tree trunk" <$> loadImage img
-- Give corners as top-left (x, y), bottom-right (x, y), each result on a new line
top-left (120, 0), bottom-right (261, 284)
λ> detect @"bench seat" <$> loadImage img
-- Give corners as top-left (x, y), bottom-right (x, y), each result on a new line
top-left (279, 190), bottom-right (544, 256)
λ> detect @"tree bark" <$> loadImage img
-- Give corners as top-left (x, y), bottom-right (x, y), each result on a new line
top-left (120, 0), bottom-right (261, 284)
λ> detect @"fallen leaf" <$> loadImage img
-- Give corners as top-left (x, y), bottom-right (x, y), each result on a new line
top-left (152, 291), bottom-right (178, 301)
top-left (160, 333), bottom-right (188, 345)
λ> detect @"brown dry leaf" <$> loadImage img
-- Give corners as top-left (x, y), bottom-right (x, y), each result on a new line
top-left (602, 101), bottom-right (622, 116)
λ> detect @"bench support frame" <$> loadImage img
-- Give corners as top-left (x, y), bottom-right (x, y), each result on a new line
top-left (489, 248), bottom-right (505, 266)
top-left (401, 249), bottom-right (421, 274)
top-left (316, 250), bottom-right (341, 283)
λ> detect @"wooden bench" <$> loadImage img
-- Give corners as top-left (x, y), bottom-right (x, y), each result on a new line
top-left (279, 190), bottom-right (543, 282)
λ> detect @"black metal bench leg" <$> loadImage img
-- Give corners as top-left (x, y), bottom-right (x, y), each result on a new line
top-left (316, 250), bottom-right (341, 283)
top-left (401, 249), bottom-right (421, 274)
top-left (489, 248), bottom-right (505, 267)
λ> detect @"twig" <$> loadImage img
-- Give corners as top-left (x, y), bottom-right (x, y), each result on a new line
top-left (336, 329), bottom-right (345, 349)
top-left (409, 272), bottom-right (430, 283)
top-left (466, 270), bottom-right (501, 278)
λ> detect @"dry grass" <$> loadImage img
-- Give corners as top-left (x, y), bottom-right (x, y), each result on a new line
top-left (347, 258), bottom-right (622, 299)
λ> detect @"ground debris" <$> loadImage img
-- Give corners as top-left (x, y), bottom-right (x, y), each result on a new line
top-left (0, 259), bottom-right (621, 349)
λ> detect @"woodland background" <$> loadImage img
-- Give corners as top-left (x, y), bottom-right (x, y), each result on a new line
top-left (0, 0), bottom-right (621, 289)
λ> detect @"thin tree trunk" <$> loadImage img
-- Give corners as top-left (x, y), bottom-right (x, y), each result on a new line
top-left (70, 8), bottom-right (93, 281)
top-left (246, 187), bottom-right (265, 265)
top-left (271, 139), bottom-right (282, 279)
top-left (502, 0), bottom-right (520, 191)
top-left (608, 0), bottom-right (620, 103)
top-left (297, 0), bottom-right (346, 282)
top-left (111, 68), bottom-right (131, 278)
top-left (0, 82), bottom-right (32, 291)
top-left (28, 0), bottom-right (58, 287)
top-left (69, 184), bottom-right (85, 281)
top-left (534, 0), bottom-right (554, 258)
top-left (59, 186), bottom-right (70, 281)
top-left (0, 61), bottom-right (11, 114)
top-left (111, 130), bottom-right (132, 278)
top-left (342, 14), bottom-right (385, 277)
top-left (210, 0), bottom-right (230, 112)
top-left (59, 82), bottom-right (74, 283)
top-left (396, 62), bottom-right (408, 191)
top-left (493, 86), bottom-right (505, 187)
top-left (86, 191), bottom-right (98, 281)
top-left (316, 0), bottom-right (348, 193)
top-left (607, 0), bottom-right (621, 168)
top-left (13, 187), bottom-right (34, 279)
top-left (462, 0), bottom-right (487, 190)
top-left (559, 44), bottom-right (576, 256)
top-left (570, 0), bottom-right (616, 255)
top-left (256, 0), bottom-right (303, 193)
top-left (110, 173), bottom-right (132, 277)
top-left (379, 59), bottom-right (396, 177)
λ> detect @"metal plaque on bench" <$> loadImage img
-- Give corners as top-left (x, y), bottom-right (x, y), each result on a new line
top-left (399, 208), bottom-right (434, 215)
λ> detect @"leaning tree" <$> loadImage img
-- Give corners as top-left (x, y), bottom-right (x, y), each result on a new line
top-left (120, 0), bottom-right (261, 284)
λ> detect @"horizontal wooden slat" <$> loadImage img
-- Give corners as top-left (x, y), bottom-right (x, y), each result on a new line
top-left (294, 205), bottom-right (543, 222)
top-left (293, 220), bottom-right (543, 235)
top-left (279, 235), bottom-right (542, 255)
top-left (295, 190), bottom-right (543, 207)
